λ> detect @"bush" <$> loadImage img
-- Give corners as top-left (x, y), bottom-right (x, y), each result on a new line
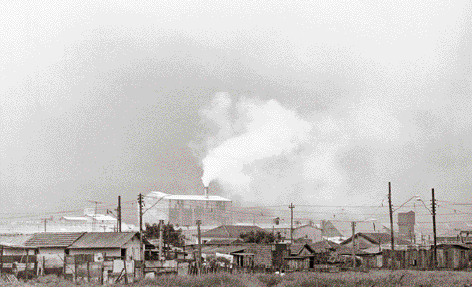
top-left (256, 274), bottom-right (283, 287)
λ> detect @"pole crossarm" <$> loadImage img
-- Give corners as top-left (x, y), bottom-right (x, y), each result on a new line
top-left (142, 195), bottom-right (170, 216)
top-left (392, 196), bottom-right (421, 213)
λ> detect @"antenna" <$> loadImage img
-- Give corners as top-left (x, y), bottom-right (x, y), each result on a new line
top-left (87, 200), bottom-right (104, 232)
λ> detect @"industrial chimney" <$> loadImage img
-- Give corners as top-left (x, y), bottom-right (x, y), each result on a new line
top-left (204, 186), bottom-right (209, 198)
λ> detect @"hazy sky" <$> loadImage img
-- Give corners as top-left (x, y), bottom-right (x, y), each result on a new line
top-left (1, 1), bottom-right (471, 225)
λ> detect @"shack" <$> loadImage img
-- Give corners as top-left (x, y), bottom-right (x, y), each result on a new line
top-left (436, 243), bottom-right (471, 270)
top-left (284, 244), bottom-right (315, 271)
top-left (67, 232), bottom-right (144, 261)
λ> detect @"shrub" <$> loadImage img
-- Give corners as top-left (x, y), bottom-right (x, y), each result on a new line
top-left (256, 274), bottom-right (283, 287)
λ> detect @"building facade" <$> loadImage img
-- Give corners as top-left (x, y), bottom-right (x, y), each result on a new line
top-left (142, 191), bottom-right (232, 227)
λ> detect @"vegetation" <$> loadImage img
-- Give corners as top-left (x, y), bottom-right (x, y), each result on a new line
top-left (144, 222), bottom-right (184, 247)
top-left (9, 270), bottom-right (472, 286)
top-left (239, 230), bottom-right (280, 244)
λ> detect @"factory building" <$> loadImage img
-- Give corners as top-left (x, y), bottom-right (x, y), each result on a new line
top-left (142, 191), bottom-right (233, 227)
top-left (398, 211), bottom-right (415, 243)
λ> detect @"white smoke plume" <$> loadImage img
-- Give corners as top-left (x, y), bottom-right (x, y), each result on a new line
top-left (199, 92), bottom-right (349, 205)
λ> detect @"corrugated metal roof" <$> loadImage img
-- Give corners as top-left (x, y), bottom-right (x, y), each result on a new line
top-left (68, 232), bottom-right (138, 249)
top-left (24, 232), bottom-right (85, 247)
top-left (0, 234), bottom-right (33, 247)
top-left (147, 191), bottom-right (231, 202)
top-left (62, 216), bottom-right (89, 221)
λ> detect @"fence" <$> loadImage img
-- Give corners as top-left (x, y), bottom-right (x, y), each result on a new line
top-left (0, 255), bottom-right (37, 279)
top-left (361, 248), bottom-right (472, 271)
top-left (187, 263), bottom-right (277, 275)
top-left (63, 255), bottom-right (136, 284)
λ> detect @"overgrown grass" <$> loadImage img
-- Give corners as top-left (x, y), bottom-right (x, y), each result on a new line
top-left (129, 273), bottom-right (264, 287)
top-left (11, 271), bottom-right (472, 287)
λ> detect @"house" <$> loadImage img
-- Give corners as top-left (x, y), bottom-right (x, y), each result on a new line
top-left (292, 224), bottom-right (322, 243)
top-left (23, 232), bottom-right (85, 256)
top-left (309, 239), bottom-right (340, 264)
top-left (0, 234), bottom-right (37, 274)
top-left (205, 238), bottom-right (244, 245)
top-left (259, 221), bottom-right (322, 243)
top-left (437, 230), bottom-right (462, 244)
top-left (284, 244), bottom-right (315, 270)
top-left (460, 230), bottom-right (472, 244)
top-left (341, 232), bottom-right (413, 251)
top-left (67, 232), bottom-right (144, 261)
top-left (0, 234), bottom-right (34, 255)
top-left (199, 225), bottom-right (267, 244)
top-left (436, 243), bottom-right (471, 270)
top-left (230, 243), bottom-right (288, 269)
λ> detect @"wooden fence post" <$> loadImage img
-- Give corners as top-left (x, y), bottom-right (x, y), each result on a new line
top-left (87, 261), bottom-right (90, 283)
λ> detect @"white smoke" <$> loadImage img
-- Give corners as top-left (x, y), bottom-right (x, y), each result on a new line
top-left (199, 93), bottom-right (344, 204)
top-left (197, 92), bottom-right (407, 205)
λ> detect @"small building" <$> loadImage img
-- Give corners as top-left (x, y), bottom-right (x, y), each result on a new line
top-left (23, 232), bottom-right (85, 256)
top-left (309, 239), bottom-right (340, 264)
top-left (284, 244), bottom-right (315, 271)
top-left (66, 232), bottom-right (144, 261)
top-left (436, 243), bottom-right (471, 270)
top-left (0, 234), bottom-right (34, 256)
top-left (341, 232), bottom-right (413, 251)
top-left (231, 243), bottom-right (288, 269)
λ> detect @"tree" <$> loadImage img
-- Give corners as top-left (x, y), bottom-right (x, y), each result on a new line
top-left (144, 222), bottom-right (183, 247)
top-left (240, 230), bottom-right (276, 244)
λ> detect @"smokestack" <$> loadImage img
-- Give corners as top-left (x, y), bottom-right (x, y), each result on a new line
top-left (204, 186), bottom-right (208, 198)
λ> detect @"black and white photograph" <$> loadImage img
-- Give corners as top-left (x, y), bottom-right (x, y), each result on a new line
top-left (1, 1), bottom-right (472, 285)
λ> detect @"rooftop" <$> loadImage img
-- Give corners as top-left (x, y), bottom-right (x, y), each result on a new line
top-left (147, 191), bottom-right (231, 202)
top-left (24, 232), bottom-right (85, 248)
top-left (0, 234), bottom-right (33, 247)
top-left (68, 232), bottom-right (140, 249)
top-left (342, 232), bottom-right (413, 246)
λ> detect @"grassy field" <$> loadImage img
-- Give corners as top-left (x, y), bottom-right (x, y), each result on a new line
top-left (5, 271), bottom-right (472, 287)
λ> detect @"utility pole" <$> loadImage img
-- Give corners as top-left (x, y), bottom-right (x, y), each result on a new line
top-left (138, 193), bottom-right (144, 277)
top-left (196, 220), bottom-right (202, 276)
top-left (117, 196), bottom-right (122, 232)
top-left (289, 203), bottom-right (295, 244)
top-left (87, 200), bottom-right (104, 232)
top-left (351, 221), bottom-right (356, 268)
top-left (388, 182), bottom-right (395, 251)
top-left (432, 188), bottom-right (437, 269)
top-left (159, 220), bottom-right (164, 261)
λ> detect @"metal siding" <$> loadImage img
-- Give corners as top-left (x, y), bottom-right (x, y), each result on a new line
top-left (68, 232), bottom-right (137, 249)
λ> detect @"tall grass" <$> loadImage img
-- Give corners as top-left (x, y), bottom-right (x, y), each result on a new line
top-left (130, 273), bottom-right (265, 287)
top-left (11, 271), bottom-right (472, 286)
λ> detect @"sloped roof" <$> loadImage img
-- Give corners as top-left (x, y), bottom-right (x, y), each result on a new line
top-left (68, 232), bottom-right (138, 249)
top-left (0, 234), bottom-right (33, 247)
top-left (309, 240), bottom-right (340, 252)
top-left (24, 232), bottom-right (85, 248)
top-left (342, 232), bottom-right (412, 246)
top-left (328, 221), bottom-right (381, 237)
top-left (289, 243), bottom-right (314, 256)
top-left (201, 225), bottom-right (266, 239)
top-left (205, 238), bottom-right (244, 245)
top-left (321, 220), bottom-right (343, 238)
top-left (335, 245), bottom-right (369, 256)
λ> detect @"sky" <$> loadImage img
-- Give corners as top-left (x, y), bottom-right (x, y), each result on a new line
top-left (1, 1), bottom-right (472, 227)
